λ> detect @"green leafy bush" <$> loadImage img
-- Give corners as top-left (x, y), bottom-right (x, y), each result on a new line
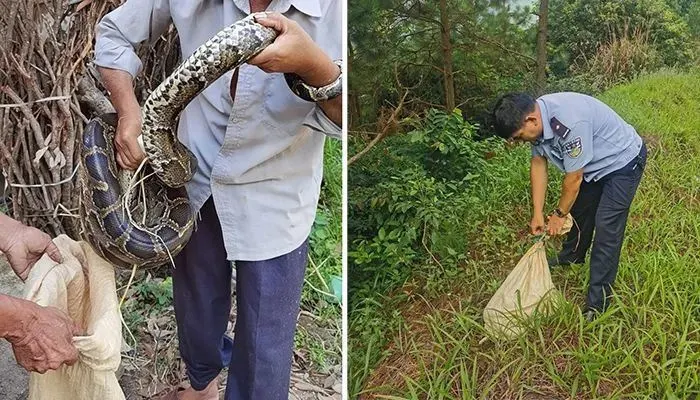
top-left (349, 109), bottom-right (503, 297)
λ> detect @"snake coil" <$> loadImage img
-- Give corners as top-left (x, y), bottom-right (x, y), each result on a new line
top-left (80, 14), bottom-right (279, 268)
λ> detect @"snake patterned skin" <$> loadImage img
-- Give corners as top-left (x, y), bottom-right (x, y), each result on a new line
top-left (80, 14), bottom-right (278, 268)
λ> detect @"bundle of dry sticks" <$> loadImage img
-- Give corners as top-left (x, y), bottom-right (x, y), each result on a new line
top-left (0, 0), bottom-right (180, 238)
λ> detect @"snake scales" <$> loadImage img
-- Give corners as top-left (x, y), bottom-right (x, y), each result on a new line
top-left (80, 13), bottom-right (282, 268)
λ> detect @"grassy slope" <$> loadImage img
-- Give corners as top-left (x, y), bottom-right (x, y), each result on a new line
top-left (353, 71), bottom-right (700, 399)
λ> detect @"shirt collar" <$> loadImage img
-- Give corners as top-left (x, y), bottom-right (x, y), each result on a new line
top-left (288, 0), bottom-right (323, 17)
top-left (535, 98), bottom-right (553, 145)
top-left (233, 0), bottom-right (322, 17)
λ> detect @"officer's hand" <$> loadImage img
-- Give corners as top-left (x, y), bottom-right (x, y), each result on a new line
top-left (249, 12), bottom-right (339, 87)
top-left (7, 300), bottom-right (81, 373)
top-left (546, 214), bottom-right (566, 236)
top-left (114, 112), bottom-right (145, 171)
top-left (530, 213), bottom-right (545, 235)
top-left (1, 220), bottom-right (62, 281)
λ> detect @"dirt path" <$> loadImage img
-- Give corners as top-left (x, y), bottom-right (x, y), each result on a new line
top-left (117, 290), bottom-right (342, 400)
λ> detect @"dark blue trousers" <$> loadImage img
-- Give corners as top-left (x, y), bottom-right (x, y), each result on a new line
top-left (557, 143), bottom-right (647, 312)
top-left (172, 197), bottom-right (308, 399)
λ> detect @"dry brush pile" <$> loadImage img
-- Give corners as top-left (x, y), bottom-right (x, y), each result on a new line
top-left (0, 0), bottom-right (180, 239)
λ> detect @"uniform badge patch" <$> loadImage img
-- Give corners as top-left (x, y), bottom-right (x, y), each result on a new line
top-left (563, 136), bottom-right (582, 158)
top-left (550, 117), bottom-right (570, 139)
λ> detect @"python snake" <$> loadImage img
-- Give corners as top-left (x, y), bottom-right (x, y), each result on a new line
top-left (80, 13), bottom-right (287, 268)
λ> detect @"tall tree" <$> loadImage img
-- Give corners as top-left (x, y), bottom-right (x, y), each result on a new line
top-left (535, 0), bottom-right (548, 94)
top-left (348, 41), bottom-right (362, 127)
top-left (348, 0), bottom-right (536, 128)
top-left (438, 0), bottom-right (455, 110)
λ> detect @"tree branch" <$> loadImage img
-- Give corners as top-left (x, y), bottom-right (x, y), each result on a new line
top-left (348, 64), bottom-right (419, 166)
top-left (347, 90), bottom-right (408, 167)
top-left (77, 73), bottom-right (115, 115)
top-left (455, 31), bottom-right (536, 63)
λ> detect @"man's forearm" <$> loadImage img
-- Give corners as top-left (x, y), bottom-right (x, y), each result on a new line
top-left (558, 170), bottom-right (583, 214)
top-left (530, 156), bottom-right (548, 215)
top-left (0, 294), bottom-right (26, 339)
top-left (97, 67), bottom-right (140, 118)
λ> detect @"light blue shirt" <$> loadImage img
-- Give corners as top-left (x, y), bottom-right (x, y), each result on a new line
top-left (94, 0), bottom-right (341, 261)
top-left (532, 92), bottom-right (642, 182)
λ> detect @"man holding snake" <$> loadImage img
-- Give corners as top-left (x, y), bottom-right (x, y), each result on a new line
top-left (93, 1), bottom-right (341, 399)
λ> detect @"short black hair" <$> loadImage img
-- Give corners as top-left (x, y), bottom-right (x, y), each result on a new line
top-left (491, 93), bottom-right (536, 139)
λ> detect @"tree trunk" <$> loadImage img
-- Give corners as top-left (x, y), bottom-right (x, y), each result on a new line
top-left (348, 42), bottom-right (362, 129)
top-left (438, 0), bottom-right (455, 111)
top-left (535, 0), bottom-right (549, 94)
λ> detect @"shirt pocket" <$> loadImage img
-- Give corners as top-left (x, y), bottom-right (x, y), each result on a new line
top-left (262, 73), bottom-right (314, 134)
top-left (212, 71), bottom-right (318, 184)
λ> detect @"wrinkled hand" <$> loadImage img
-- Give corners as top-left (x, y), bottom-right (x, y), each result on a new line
top-left (7, 301), bottom-right (81, 373)
top-left (546, 214), bottom-right (566, 236)
top-left (249, 12), bottom-right (337, 86)
top-left (2, 222), bottom-right (62, 281)
top-left (114, 113), bottom-right (145, 170)
top-left (530, 213), bottom-right (545, 235)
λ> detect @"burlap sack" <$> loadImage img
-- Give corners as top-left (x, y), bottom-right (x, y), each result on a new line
top-left (22, 234), bottom-right (124, 400)
top-left (483, 215), bottom-right (573, 339)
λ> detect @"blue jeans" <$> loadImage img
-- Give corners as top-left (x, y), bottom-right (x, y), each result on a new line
top-left (557, 143), bottom-right (647, 311)
top-left (172, 197), bottom-right (308, 399)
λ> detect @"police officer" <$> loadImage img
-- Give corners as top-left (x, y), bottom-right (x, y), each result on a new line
top-left (491, 92), bottom-right (647, 320)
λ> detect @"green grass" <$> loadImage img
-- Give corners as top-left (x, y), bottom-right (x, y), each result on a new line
top-left (120, 274), bottom-right (175, 344)
top-left (350, 71), bottom-right (700, 398)
top-left (296, 137), bottom-right (343, 371)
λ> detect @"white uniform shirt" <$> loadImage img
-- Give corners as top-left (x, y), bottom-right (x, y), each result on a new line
top-left (532, 92), bottom-right (642, 182)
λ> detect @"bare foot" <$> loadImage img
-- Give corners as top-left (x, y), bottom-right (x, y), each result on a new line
top-left (178, 379), bottom-right (219, 400)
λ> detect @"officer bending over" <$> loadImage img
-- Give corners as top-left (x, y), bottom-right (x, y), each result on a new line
top-left (491, 92), bottom-right (647, 320)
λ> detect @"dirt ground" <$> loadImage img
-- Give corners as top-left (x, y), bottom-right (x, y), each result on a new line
top-left (0, 256), bottom-right (29, 400)
top-left (117, 293), bottom-right (342, 400)
top-left (0, 255), bottom-right (341, 400)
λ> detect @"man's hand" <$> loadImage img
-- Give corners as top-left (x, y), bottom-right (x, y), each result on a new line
top-left (95, 66), bottom-right (145, 171)
top-left (530, 213), bottom-right (545, 235)
top-left (0, 217), bottom-right (62, 281)
top-left (248, 12), bottom-right (342, 126)
top-left (546, 214), bottom-right (566, 236)
top-left (249, 12), bottom-right (339, 87)
top-left (114, 113), bottom-right (145, 170)
top-left (4, 299), bottom-right (81, 373)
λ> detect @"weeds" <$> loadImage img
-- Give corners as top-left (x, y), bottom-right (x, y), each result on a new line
top-left (298, 138), bottom-right (343, 370)
top-left (569, 24), bottom-right (661, 93)
top-left (349, 72), bottom-right (700, 398)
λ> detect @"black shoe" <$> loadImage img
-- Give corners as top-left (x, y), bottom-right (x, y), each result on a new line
top-left (547, 257), bottom-right (563, 268)
top-left (547, 257), bottom-right (569, 268)
top-left (547, 256), bottom-right (584, 268)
